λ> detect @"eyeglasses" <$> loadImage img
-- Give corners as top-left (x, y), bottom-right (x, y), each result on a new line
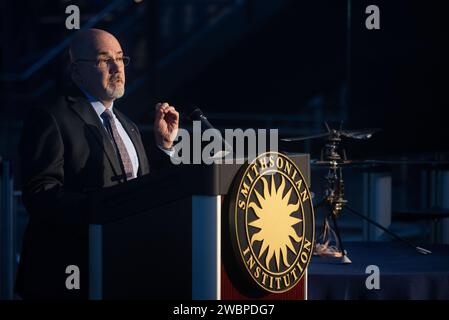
top-left (74, 56), bottom-right (130, 69)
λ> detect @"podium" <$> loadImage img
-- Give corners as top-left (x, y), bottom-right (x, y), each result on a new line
top-left (88, 153), bottom-right (311, 300)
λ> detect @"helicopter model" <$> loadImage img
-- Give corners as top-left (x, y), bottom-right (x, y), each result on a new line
top-left (282, 123), bottom-right (430, 263)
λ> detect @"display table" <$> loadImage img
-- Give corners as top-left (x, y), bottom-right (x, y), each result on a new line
top-left (308, 242), bottom-right (449, 300)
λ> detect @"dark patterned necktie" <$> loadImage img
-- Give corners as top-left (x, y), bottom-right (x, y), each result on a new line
top-left (101, 109), bottom-right (135, 181)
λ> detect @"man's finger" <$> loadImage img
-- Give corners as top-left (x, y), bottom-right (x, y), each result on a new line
top-left (155, 102), bottom-right (170, 111)
top-left (165, 106), bottom-right (178, 115)
top-left (154, 105), bottom-right (166, 123)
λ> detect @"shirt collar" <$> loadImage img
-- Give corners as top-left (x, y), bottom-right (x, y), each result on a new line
top-left (79, 87), bottom-right (115, 119)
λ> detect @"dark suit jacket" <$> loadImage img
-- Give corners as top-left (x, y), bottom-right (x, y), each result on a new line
top-left (16, 87), bottom-right (151, 299)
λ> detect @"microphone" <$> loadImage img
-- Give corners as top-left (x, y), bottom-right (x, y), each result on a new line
top-left (188, 107), bottom-right (233, 157)
top-left (188, 107), bottom-right (214, 130)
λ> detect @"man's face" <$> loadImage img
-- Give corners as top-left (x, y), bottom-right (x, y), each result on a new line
top-left (73, 34), bottom-right (126, 103)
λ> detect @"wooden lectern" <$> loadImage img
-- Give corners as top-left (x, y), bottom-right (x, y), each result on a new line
top-left (88, 153), bottom-right (311, 300)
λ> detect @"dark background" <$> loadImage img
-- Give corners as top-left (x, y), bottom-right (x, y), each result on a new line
top-left (0, 0), bottom-right (446, 165)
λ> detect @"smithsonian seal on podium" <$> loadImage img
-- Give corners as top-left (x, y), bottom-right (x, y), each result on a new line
top-left (228, 152), bottom-right (315, 293)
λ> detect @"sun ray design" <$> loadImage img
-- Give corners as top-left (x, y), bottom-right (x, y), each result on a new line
top-left (248, 175), bottom-right (303, 271)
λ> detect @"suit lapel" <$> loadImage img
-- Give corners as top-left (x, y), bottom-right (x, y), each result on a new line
top-left (114, 108), bottom-right (150, 176)
top-left (67, 94), bottom-right (125, 182)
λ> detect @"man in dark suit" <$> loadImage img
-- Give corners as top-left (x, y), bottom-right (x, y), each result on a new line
top-left (16, 28), bottom-right (179, 299)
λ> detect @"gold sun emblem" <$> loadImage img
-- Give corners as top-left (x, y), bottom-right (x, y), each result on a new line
top-left (248, 174), bottom-right (303, 272)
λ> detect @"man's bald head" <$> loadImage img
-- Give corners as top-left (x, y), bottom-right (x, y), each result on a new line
top-left (69, 28), bottom-right (122, 62)
top-left (69, 28), bottom-right (126, 107)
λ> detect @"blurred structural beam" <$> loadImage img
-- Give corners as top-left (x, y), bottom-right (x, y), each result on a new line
top-left (0, 159), bottom-right (15, 300)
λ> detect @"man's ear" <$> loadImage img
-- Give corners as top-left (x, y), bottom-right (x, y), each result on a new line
top-left (70, 63), bottom-right (83, 84)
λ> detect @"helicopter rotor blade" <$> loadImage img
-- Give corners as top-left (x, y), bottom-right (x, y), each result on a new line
top-left (282, 127), bottom-right (381, 142)
top-left (281, 132), bottom-right (331, 142)
top-left (340, 128), bottom-right (381, 139)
